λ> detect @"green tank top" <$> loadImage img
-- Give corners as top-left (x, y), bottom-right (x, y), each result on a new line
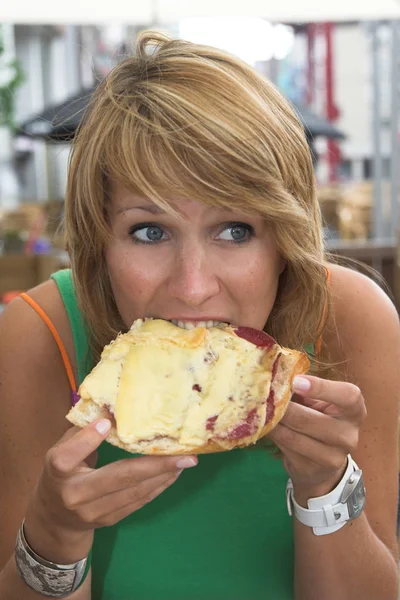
top-left (52, 269), bottom-right (295, 600)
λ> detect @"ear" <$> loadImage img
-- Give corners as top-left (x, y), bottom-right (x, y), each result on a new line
top-left (278, 255), bottom-right (287, 275)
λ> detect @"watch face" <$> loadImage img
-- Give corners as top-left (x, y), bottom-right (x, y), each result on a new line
top-left (348, 476), bottom-right (366, 520)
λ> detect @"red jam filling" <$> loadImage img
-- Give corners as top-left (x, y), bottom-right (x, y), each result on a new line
top-left (265, 394), bottom-right (276, 424)
top-left (206, 415), bottom-right (218, 431)
top-left (212, 351), bottom-right (281, 439)
top-left (225, 408), bottom-right (258, 440)
top-left (271, 353), bottom-right (281, 380)
top-left (234, 327), bottom-right (275, 350)
top-left (104, 404), bottom-right (116, 426)
top-left (264, 354), bottom-right (280, 424)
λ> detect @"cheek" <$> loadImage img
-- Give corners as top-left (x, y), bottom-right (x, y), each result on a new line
top-left (244, 264), bottom-right (280, 303)
top-left (106, 242), bottom-right (158, 285)
top-left (105, 244), bottom-right (162, 322)
top-left (236, 254), bottom-right (282, 326)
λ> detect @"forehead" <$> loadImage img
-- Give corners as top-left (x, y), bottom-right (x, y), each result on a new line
top-left (109, 181), bottom-right (249, 220)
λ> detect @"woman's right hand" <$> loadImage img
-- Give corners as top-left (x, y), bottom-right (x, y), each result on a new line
top-left (23, 419), bottom-right (197, 564)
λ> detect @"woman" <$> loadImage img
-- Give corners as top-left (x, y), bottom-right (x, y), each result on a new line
top-left (0, 32), bottom-right (399, 599)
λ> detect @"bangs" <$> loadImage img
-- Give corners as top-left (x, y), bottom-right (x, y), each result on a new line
top-left (94, 76), bottom-right (307, 224)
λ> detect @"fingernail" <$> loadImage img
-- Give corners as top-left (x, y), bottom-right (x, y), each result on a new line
top-left (176, 457), bottom-right (197, 469)
top-left (292, 376), bottom-right (311, 393)
top-left (95, 419), bottom-right (111, 435)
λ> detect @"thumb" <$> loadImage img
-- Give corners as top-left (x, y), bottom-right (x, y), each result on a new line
top-left (50, 419), bottom-right (111, 475)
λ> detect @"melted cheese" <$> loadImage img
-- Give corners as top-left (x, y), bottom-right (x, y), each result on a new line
top-left (80, 319), bottom-right (277, 446)
top-left (129, 318), bottom-right (208, 348)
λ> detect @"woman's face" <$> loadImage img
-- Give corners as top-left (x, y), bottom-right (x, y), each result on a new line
top-left (105, 182), bottom-right (285, 330)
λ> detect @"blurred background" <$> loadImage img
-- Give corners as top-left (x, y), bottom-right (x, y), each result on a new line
top-left (1, 0), bottom-right (400, 310)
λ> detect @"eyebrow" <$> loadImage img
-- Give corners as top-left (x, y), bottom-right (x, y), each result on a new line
top-left (117, 205), bottom-right (166, 215)
top-left (116, 204), bottom-right (240, 217)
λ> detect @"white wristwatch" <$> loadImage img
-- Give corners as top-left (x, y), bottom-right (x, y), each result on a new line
top-left (286, 455), bottom-right (366, 536)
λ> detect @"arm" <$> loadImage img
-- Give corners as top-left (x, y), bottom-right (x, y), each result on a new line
top-left (0, 286), bottom-right (197, 599)
top-left (269, 264), bottom-right (399, 600)
top-left (0, 291), bottom-right (92, 599)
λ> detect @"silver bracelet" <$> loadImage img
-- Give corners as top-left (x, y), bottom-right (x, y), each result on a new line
top-left (14, 520), bottom-right (88, 597)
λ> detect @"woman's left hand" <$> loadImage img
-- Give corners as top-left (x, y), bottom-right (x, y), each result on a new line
top-left (267, 374), bottom-right (367, 505)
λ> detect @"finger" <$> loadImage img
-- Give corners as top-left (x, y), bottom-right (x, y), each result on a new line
top-left (47, 419), bottom-right (112, 476)
top-left (280, 402), bottom-right (359, 450)
top-left (292, 375), bottom-right (366, 419)
top-left (77, 470), bottom-right (182, 525)
top-left (85, 453), bottom-right (197, 497)
top-left (268, 423), bottom-right (347, 470)
top-left (98, 471), bottom-right (181, 526)
top-left (57, 429), bottom-right (99, 469)
top-left (297, 396), bottom-right (332, 413)
top-left (58, 425), bottom-right (81, 441)
top-left (86, 450), bottom-right (99, 470)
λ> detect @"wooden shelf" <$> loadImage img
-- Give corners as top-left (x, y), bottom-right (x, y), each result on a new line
top-left (326, 238), bottom-right (396, 261)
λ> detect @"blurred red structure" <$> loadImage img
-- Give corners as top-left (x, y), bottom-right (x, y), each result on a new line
top-left (306, 21), bottom-right (341, 182)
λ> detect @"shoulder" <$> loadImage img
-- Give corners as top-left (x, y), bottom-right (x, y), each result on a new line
top-left (0, 279), bottom-right (77, 438)
top-left (0, 278), bottom-right (76, 416)
top-left (2, 279), bottom-right (78, 382)
top-left (325, 262), bottom-right (400, 362)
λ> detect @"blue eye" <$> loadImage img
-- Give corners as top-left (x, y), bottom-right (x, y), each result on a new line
top-left (128, 221), bottom-right (254, 245)
top-left (129, 224), bottom-right (167, 244)
top-left (217, 223), bottom-right (253, 244)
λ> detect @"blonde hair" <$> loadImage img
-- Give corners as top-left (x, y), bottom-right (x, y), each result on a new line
top-left (65, 31), bottom-right (329, 364)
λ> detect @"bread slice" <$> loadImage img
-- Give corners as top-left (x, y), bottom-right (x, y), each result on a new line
top-left (66, 319), bottom-right (309, 454)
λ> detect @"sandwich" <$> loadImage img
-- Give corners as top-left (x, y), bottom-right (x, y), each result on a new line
top-left (66, 318), bottom-right (309, 454)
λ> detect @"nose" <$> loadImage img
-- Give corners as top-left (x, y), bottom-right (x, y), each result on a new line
top-left (167, 243), bottom-right (220, 307)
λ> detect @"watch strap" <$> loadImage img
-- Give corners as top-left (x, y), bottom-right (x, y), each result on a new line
top-left (287, 480), bottom-right (351, 528)
top-left (286, 454), bottom-right (358, 536)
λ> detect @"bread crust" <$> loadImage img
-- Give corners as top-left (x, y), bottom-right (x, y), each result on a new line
top-left (256, 349), bottom-right (310, 441)
top-left (66, 342), bottom-right (310, 455)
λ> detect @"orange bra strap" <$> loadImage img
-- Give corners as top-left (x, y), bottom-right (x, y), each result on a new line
top-left (19, 293), bottom-right (77, 392)
top-left (314, 267), bottom-right (331, 357)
